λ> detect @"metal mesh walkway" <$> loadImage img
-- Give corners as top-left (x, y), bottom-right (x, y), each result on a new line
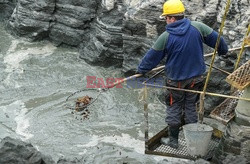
top-left (146, 128), bottom-right (220, 160)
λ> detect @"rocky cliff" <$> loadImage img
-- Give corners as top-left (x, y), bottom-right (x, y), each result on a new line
top-left (2, 0), bottom-right (249, 69)
top-left (0, 0), bottom-right (16, 21)
top-left (0, 137), bottom-right (55, 164)
top-left (0, 137), bottom-right (89, 163)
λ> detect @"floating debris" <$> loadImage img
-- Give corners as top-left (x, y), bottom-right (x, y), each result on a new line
top-left (75, 95), bottom-right (92, 111)
top-left (64, 95), bottom-right (92, 120)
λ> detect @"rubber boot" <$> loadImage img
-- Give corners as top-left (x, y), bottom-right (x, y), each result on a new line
top-left (161, 126), bottom-right (180, 149)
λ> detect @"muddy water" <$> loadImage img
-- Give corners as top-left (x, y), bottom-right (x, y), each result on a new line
top-left (0, 23), bottom-right (191, 163)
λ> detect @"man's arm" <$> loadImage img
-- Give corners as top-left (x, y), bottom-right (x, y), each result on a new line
top-left (137, 31), bottom-right (169, 74)
top-left (191, 21), bottom-right (228, 56)
top-left (137, 48), bottom-right (166, 74)
top-left (204, 31), bottom-right (228, 56)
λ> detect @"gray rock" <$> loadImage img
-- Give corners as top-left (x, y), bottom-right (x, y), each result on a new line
top-left (49, 0), bottom-right (97, 45)
top-left (7, 0), bottom-right (55, 40)
top-left (79, 0), bottom-right (124, 65)
top-left (0, 137), bottom-right (55, 164)
top-left (0, 0), bottom-right (16, 21)
top-left (49, 23), bottom-right (85, 46)
top-left (222, 154), bottom-right (247, 164)
top-left (214, 121), bottom-right (250, 162)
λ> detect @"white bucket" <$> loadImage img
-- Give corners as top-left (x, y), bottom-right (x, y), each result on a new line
top-left (183, 123), bottom-right (213, 157)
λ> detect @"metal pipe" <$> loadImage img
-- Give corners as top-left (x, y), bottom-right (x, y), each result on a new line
top-left (199, 0), bottom-right (231, 123)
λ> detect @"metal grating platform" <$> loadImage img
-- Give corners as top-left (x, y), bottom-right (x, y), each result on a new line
top-left (226, 60), bottom-right (250, 90)
top-left (145, 128), bottom-right (220, 160)
top-left (210, 90), bottom-right (243, 124)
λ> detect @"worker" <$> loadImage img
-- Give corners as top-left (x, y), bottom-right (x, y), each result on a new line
top-left (136, 0), bottom-right (228, 148)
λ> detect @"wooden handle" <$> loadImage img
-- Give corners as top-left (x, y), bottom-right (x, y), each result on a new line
top-left (106, 65), bottom-right (165, 89)
top-left (106, 74), bottom-right (142, 88)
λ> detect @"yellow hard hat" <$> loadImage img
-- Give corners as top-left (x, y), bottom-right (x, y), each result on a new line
top-left (161, 0), bottom-right (185, 16)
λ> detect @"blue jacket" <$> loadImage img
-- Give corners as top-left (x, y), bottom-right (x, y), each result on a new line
top-left (137, 18), bottom-right (228, 81)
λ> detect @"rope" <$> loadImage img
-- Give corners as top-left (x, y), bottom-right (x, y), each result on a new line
top-left (143, 83), bottom-right (149, 149)
top-left (199, 0), bottom-right (231, 123)
top-left (205, 63), bottom-right (231, 75)
top-left (144, 83), bottom-right (250, 101)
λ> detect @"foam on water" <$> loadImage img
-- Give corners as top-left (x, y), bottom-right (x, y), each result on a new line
top-left (12, 100), bottom-right (34, 140)
top-left (4, 40), bottom-right (57, 73)
top-left (0, 100), bottom-right (33, 140)
top-left (2, 40), bottom-right (57, 88)
top-left (77, 133), bottom-right (144, 154)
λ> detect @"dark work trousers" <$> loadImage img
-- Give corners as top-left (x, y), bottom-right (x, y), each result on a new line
top-left (165, 75), bottom-right (205, 127)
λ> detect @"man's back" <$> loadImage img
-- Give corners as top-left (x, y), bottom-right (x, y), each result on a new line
top-left (165, 18), bottom-right (206, 80)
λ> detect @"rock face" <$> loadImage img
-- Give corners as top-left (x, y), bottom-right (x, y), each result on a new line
top-left (0, 0), bottom-right (16, 21)
top-left (6, 0), bottom-right (97, 43)
top-left (49, 0), bottom-right (97, 46)
top-left (213, 121), bottom-right (250, 163)
top-left (0, 0), bottom-right (249, 110)
top-left (0, 137), bottom-right (88, 163)
top-left (7, 0), bottom-right (55, 40)
top-left (0, 137), bottom-right (55, 164)
top-left (3, 0), bottom-right (249, 68)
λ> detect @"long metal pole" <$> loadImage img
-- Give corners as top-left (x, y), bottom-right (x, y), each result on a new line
top-left (199, 0), bottom-right (231, 123)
